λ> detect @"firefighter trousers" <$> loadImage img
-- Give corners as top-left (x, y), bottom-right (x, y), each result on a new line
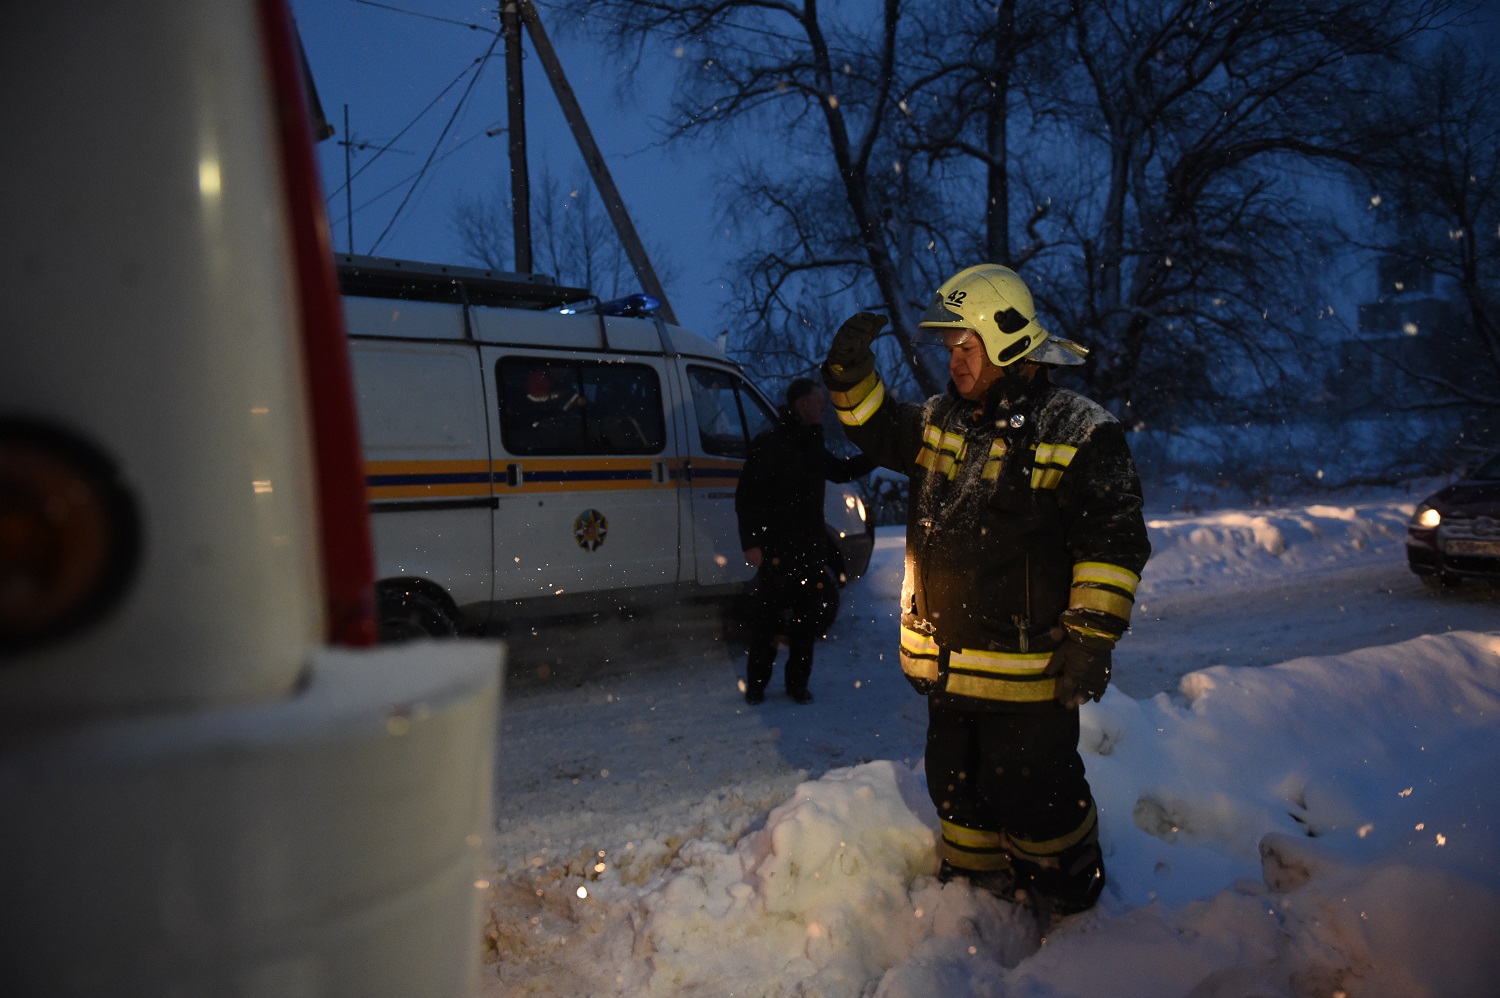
top-left (745, 563), bottom-right (828, 695)
top-left (925, 701), bottom-right (1104, 912)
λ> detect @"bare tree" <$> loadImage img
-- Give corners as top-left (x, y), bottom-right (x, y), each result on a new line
top-left (895, 0), bottom-right (1072, 266)
top-left (1037, 0), bottom-right (1466, 426)
top-left (567, 0), bottom-right (950, 394)
top-left (570, 0), bottom-right (1468, 434)
top-left (1356, 43), bottom-right (1500, 407)
top-left (450, 165), bottom-right (657, 298)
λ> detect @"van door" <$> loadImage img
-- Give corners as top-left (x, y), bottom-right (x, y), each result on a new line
top-left (348, 333), bottom-right (495, 613)
top-left (482, 350), bottom-right (683, 602)
top-left (680, 364), bottom-right (778, 589)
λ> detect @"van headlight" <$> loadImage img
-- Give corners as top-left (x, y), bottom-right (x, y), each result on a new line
top-left (845, 494), bottom-right (866, 522)
top-left (1413, 506), bottom-right (1441, 529)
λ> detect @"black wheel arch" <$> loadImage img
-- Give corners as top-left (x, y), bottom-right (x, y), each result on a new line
top-left (375, 577), bottom-right (461, 640)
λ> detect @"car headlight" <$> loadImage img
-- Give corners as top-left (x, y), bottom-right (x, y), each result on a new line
top-left (844, 493), bottom-right (867, 522)
top-left (1413, 506), bottom-right (1441, 529)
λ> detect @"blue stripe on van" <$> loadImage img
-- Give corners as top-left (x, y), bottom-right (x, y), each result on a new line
top-left (367, 472), bottom-right (492, 486)
top-left (520, 468), bottom-right (654, 483)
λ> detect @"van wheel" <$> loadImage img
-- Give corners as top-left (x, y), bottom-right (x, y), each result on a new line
top-left (378, 589), bottom-right (458, 642)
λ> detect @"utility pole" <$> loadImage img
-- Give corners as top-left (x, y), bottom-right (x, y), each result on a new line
top-left (501, 2), bottom-right (531, 274)
top-left (517, 0), bottom-right (678, 324)
top-left (343, 104), bottom-right (353, 253)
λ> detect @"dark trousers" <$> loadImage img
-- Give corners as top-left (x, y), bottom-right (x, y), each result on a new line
top-left (745, 564), bottom-right (829, 694)
top-left (925, 702), bottom-right (1104, 909)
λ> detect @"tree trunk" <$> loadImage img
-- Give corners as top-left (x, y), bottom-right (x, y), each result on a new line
top-left (985, 0), bottom-right (1016, 264)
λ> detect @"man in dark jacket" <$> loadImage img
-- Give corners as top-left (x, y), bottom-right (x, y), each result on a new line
top-left (735, 378), bottom-right (874, 705)
top-left (822, 264), bottom-right (1150, 917)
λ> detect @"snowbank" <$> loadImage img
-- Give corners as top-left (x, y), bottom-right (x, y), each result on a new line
top-left (481, 495), bottom-right (1500, 996)
top-left (488, 633), bottom-right (1500, 996)
top-left (1139, 499), bottom-right (1415, 594)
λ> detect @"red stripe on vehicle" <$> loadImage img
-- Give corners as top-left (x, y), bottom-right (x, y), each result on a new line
top-left (258, 0), bottom-right (377, 646)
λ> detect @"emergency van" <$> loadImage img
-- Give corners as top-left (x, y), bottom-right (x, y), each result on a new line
top-left (338, 254), bottom-right (875, 640)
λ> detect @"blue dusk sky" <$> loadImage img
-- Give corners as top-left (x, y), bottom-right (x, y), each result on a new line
top-left (293, 0), bottom-right (738, 334)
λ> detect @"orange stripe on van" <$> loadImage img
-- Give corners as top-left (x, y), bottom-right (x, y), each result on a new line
top-left (365, 457), bottom-right (696, 499)
top-left (365, 460), bottom-right (492, 501)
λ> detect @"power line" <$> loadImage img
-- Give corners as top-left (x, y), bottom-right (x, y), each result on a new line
top-left (331, 129), bottom-right (494, 227)
top-left (353, 0), bottom-right (497, 33)
top-left (368, 25), bottom-right (504, 253)
top-left (324, 55), bottom-right (493, 204)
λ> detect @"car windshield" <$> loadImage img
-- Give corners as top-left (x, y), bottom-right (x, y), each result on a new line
top-left (1472, 452), bottom-right (1500, 480)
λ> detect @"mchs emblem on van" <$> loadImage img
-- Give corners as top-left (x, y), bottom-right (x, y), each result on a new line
top-left (574, 509), bottom-right (609, 551)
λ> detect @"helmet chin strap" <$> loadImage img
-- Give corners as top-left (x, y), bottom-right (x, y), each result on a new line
top-left (983, 359), bottom-right (1040, 408)
top-left (995, 360), bottom-right (1033, 387)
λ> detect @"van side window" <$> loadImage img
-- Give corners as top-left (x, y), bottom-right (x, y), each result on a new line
top-left (498, 358), bottom-right (665, 455)
top-left (687, 366), bottom-right (776, 458)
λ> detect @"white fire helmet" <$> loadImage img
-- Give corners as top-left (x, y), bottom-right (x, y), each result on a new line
top-left (918, 264), bottom-right (1087, 366)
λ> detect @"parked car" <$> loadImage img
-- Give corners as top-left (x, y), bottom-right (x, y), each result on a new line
top-left (1406, 451), bottom-right (1500, 588)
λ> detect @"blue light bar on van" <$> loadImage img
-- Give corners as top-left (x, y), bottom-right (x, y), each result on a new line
top-left (598, 293), bottom-right (660, 318)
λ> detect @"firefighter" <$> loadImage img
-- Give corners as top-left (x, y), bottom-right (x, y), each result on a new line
top-left (821, 264), bottom-right (1151, 916)
top-left (736, 379), bottom-right (873, 705)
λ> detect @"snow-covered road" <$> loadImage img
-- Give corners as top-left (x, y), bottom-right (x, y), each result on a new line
top-left (494, 497), bottom-right (1498, 843)
top-left (1122, 555), bottom-right (1498, 697)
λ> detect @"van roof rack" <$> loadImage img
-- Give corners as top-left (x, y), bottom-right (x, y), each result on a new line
top-left (336, 254), bottom-right (595, 311)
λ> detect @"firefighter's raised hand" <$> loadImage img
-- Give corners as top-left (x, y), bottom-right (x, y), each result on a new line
top-left (1045, 629), bottom-right (1113, 708)
top-left (826, 312), bottom-right (887, 381)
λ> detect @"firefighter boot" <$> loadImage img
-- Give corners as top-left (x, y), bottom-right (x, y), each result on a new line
top-left (1027, 838), bottom-right (1105, 917)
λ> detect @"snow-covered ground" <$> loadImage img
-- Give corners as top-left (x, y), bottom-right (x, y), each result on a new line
top-left (478, 489), bottom-right (1500, 997)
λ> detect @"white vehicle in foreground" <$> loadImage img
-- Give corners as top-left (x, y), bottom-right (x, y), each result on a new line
top-left (2, 2), bottom-right (499, 994)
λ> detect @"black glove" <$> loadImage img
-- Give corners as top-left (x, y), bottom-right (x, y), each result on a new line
top-left (1045, 630), bottom-right (1114, 708)
top-left (827, 312), bottom-right (888, 382)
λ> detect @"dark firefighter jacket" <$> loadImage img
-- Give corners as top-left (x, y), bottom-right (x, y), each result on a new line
top-left (823, 363), bottom-right (1151, 713)
top-left (735, 411), bottom-right (874, 574)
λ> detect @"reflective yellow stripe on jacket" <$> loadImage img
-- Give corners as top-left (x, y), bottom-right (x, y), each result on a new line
top-left (906, 430), bottom-right (1078, 488)
top-left (899, 626), bottom-right (1057, 703)
top-left (1030, 441), bottom-right (1077, 489)
top-left (981, 439), bottom-right (1008, 481)
top-left (828, 372), bottom-right (886, 427)
top-left (915, 424), bottom-right (966, 480)
top-left (1069, 560), bottom-right (1141, 636)
top-left (946, 647), bottom-right (1056, 703)
top-left (899, 625), bottom-right (939, 683)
